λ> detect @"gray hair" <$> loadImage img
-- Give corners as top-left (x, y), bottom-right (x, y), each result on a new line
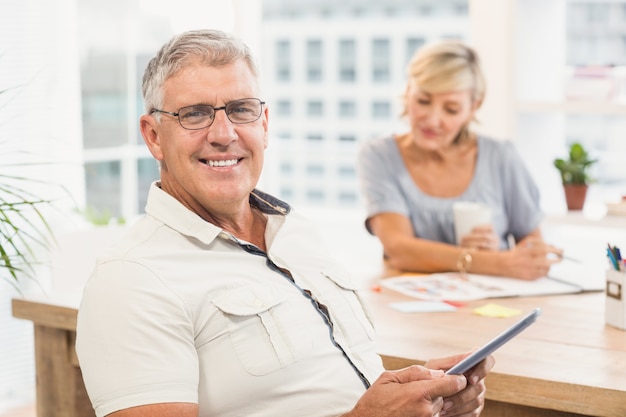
top-left (142, 29), bottom-right (259, 113)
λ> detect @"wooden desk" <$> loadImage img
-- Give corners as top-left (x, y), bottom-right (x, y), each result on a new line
top-left (365, 289), bottom-right (626, 417)
top-left (12, 290), bottom-right (626, 417)
top-left (11, 294), bottom-right (94, 417)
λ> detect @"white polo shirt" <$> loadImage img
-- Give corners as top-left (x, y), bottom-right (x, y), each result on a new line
top-left (76, 183), bottom-right (384, 417)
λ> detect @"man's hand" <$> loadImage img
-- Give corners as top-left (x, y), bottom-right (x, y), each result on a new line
top-left (343, 365), bottom-right (467, 417)
top-left (425, 352), bottom-right (495, 416)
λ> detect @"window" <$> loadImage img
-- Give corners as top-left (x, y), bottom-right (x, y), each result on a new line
top-left (306, 164), bottom-right (325, 176)
top-left (306, 39), bottom-right (323, 81)
top-left (276, 100), bottom-right (292, 116)
top-left (280, 187), bottom-right (294, 200)
top-left (307, 100), bottom-right (324, 116)
top-left (85, 161), bottom-right (121, 217)
top-left (306, 189), bottom-right (325, 202)
top-left (372, 100), bottom-right (391, 118)
top-left (372, 38), bottom-right (390, 82)
top-left (567, 2), bottom-right (626, 65)
top-left (137, 158), bottom-right (159, 214)
top-left (338, 191), bottom-right (358, 203)
top-left (339, 39), bottom-right (357, 82)
top-left (306, 133), bottom-right (324, 141)
top-left (338, 165), bottom-right (356, 177)
top-left (280, 162), bottom-right (294, 174)
top-left (275, 40), bottom-right (291, 82)
top-left (338, 135), bottom-right (357, 143)
top-left (339, 100), bottom-right (357, 117)
top-left (406, 37), bottom-right (425, 66)
top-left (81, 54), bottom-right (128, 149)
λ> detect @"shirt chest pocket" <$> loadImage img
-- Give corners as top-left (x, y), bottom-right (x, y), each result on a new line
top-left (319, 269), bottom-right (376, 344)
top-left (212, 285), bottom-right (313, 376)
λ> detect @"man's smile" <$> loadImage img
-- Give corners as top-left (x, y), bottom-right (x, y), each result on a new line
top-left (200, 158), bottom-right (240, 167)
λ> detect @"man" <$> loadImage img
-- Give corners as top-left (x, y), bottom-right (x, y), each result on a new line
top-left (76, 29), bottom-right (492, 417)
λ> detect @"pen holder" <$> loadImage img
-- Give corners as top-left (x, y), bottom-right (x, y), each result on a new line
top-left (605, 269), bottom-right (626, 330)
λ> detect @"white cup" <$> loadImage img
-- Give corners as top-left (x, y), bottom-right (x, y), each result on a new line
top-left (453, 202), bottom-right (492, 245)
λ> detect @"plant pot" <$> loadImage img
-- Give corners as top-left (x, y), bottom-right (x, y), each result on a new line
top-left (563, 184), bottom-right (588, 211)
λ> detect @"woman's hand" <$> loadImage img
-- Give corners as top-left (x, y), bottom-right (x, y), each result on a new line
top-left (503, 236), bottom-right (563, 280)
top-left (460, 224), bottom-right (499, 251)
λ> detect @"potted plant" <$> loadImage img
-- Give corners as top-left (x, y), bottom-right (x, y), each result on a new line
top-left (0, 151), bottom-right (56, 292)
top-left (553, 142), bottom-right (597, 210)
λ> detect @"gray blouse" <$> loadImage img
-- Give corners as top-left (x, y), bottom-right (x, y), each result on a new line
top-left (357, 135), bottom-right (543, 249)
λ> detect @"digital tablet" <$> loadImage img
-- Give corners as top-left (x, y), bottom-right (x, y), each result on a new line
top-left (445, 307), bottom-right (542, 375)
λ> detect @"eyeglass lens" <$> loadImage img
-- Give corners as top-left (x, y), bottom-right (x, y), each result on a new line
top-left (178, 98), bottom-right (263, 129)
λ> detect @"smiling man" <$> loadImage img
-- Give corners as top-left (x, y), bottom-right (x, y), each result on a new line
top-left (75, 29), bottom-right (492, 417)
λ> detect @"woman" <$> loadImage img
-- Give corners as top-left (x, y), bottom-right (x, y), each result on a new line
top-left (357, 40), bottom-right (561, 280)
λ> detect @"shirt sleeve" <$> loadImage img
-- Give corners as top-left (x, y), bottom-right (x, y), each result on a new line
top-left (76, 259), bottom-right (199, 417)
top-left (499, 141), bottom-right (544, 240)
top-left (357, 138), bottom-right (411, 233)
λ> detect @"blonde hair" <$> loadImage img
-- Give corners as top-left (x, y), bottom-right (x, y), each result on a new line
top-left (402, 40), bottom-right (486, 143)
top-left (406, 40), bottom-right (485, 102)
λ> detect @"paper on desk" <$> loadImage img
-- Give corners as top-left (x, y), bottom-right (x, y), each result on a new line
top-left (389, 301), bottom-right (457, 313)
top-left (379, 272), bottom-right (582, 302)
top-left (547, 257), bottom-right (605, 291)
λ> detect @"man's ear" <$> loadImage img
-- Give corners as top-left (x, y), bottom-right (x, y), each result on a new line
top-left (140, 114), bottom-right (164, 161)
top-left (262, 105), bottom-right (269, 149)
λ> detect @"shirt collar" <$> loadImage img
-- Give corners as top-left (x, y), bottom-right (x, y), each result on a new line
top-left (144, 181), bottom-right (290, 245)
top-left (249, 189), bottom-right (291, 216)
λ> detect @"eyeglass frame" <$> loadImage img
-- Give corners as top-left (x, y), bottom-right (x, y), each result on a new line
top-left (150, 98), bottom-right (266, 130)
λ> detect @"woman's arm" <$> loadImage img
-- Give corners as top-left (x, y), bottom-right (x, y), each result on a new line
top-left (370, 213), bottom-right (560, 280)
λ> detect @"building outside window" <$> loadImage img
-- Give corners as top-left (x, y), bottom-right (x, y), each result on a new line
top-left (307, 100), bottom-right (324, 116)
top-left (306, 133), bottom-right (324, 141)
top-left (338, 134), bottom-right (357, 143)
top-left (372, 100), bottom-right (392, 118)
top-left (371, 38), bottom-right (391, 82)
top-left (339, 100), bottom-right (357, 117)
top-left (275, 39), bottom-right (291, 82)
top-left (338, 190), bottom-right (358, 203)
top-left (280, 162), bottom-right (294, 174)
top-left (306, 188), bottom-right (325, 203)
top-left (306, 39), bottom-right (323, 82)
top-left (405, 37), bottom-right (425, 66)
top-left (339, 39), bottom-right (357, 82)
top-left (276, 99), bottom-right (292, 116)
top-left (306, 164), bottom-right (325, 176)
top-left (338, 165), bottom-right (357, 177)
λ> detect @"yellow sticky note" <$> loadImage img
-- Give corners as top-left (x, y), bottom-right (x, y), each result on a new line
top-left (473, 303), bottom-right (522, 318)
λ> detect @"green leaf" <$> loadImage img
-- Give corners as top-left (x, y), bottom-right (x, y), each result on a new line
top-left (553, 142), bottom-right (597, 185)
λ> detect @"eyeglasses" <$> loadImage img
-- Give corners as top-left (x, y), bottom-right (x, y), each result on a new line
top-left (150, 98), bottom-right (265, 130)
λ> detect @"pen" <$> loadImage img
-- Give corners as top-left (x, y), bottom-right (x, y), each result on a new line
top-left (557, 253), bottom-right (582, 263)
top-left (607, 245), bottom-right (620, 271)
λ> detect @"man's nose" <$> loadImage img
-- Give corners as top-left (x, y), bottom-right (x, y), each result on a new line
top-left (206, 109), bottom-right (237, 146)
